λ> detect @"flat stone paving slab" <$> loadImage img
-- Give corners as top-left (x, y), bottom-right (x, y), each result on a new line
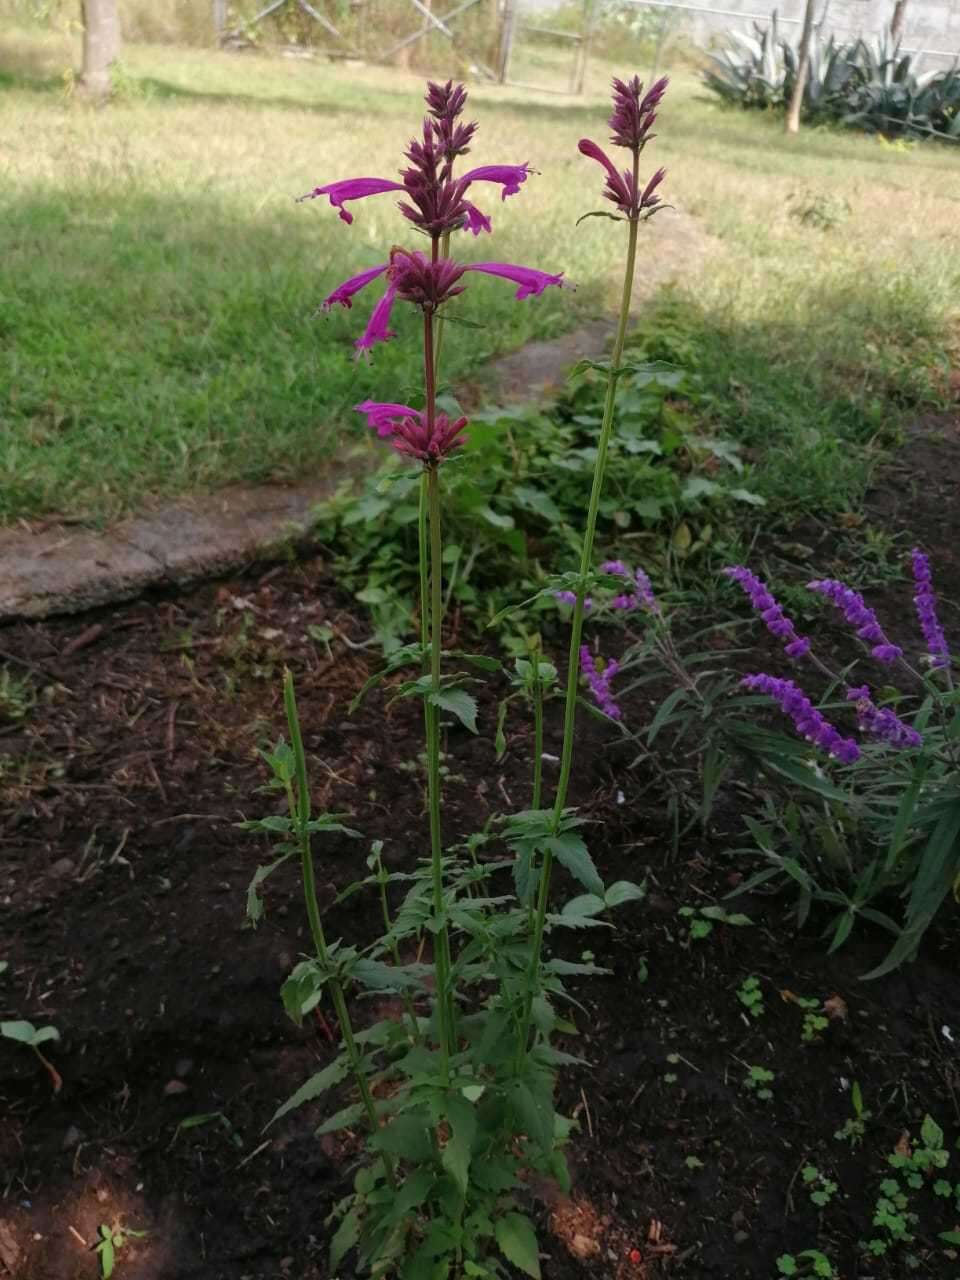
top-left (0, 471), bottom-right (354, 621)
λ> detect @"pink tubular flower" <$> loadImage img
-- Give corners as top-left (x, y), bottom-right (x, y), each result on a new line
top-left (298, 177), bottom-right (405, 224)
top-left (464, 262), bottom-right (564, 299)
top-left (322, 252), bottom-right (563, 357)
top-left (354, 283), bottom-right (399, 357)
top-left (578, 139), bottom-right (666, 221)
top-left (463, 202), bottom-right (492, 236)
top-left (461, 163), bottom-right (532, 199)
top-left (354, 400), bottom-right (418, 438)
top-left (321, 263), bottom-right (389, 311)
top-left (579, 74), bottom-right (669, 222)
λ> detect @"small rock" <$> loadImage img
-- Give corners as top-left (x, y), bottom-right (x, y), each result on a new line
top-left (733, 1230), bottom-right (750, 1245)
top-left (163, 1079), bottom-right (189, 1096)
top-left (570, 1233), bottom-right (599, 1260)
top-left (62, 1125), bottom-right (83, 1150)
top-left (174, 1058), bottom-right (193, 1078)
top-left (48, 857), bottom-right (75, 879)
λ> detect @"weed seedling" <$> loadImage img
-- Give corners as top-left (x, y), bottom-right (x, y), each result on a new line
top-left (1, 1020), bottom-right (61, 1092)
top-left (93, 1223), bottom-right (147, 1278)
top-left (742, 1064), bottom-right (775, 1101)
top-left (678, 904), bottom-right (752, 943)
top-left (834, 1080), bottom-right (871, 1147)
top-left (736, 974), bottom-right (764, 1019)
top-left (802, 1164), bottom-right (838, 1208)
top-left (777, 1250), bottom-right (838, 1278)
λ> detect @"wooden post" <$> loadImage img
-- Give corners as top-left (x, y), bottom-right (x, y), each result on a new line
top-left (498, 0), bottom-right (515, 82)
top-left (212, 0), bottom-right (227, 42)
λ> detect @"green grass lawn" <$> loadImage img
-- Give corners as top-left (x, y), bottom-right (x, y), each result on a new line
top-left (1, 30), bottom-right (959, 524)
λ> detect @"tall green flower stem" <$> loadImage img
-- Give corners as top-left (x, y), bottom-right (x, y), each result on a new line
top-left (519, 174), bottom-right (643, 1055)
top-left (422, 309), bottom-right (455, 1080)
top-left (282, 671), bottom-right (395, 1186)
top-left (531, 659), bottom-right (545, 812)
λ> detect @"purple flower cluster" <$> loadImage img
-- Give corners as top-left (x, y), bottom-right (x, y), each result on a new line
top-left (846, 686), bottom-right (922, 751)
top-left (741, 674), bottom-right (860, 764)
top-left (302, 80), bottom-right (562, 358)
top-left (354, 399), bottom-right (467, 463)
top-left (723, 566), bottom-right (810, 659)
top-left (807, 578), bottom-right (902, 665)
top-left (581, 647), bottom-right (621, 720)
top-left (578, 76), bottom-right (669, 221)
top-left (601, 560), bottom-right (661, 615)
top-left (911, 548), bottom-right (950, 670)
top-left (555, 591), bottom-right (593, 611)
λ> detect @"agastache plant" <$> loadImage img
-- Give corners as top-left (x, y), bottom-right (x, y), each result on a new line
top-left (245, 80), bottom-right (658, 1280)
top-left (515, 74), bottom-right (669, 1058)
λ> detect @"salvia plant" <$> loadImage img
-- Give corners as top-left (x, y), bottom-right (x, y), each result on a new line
top-left (574, 546), bottom-right (958, 977)
top-left (243, 74), bottom-right (666, 1279)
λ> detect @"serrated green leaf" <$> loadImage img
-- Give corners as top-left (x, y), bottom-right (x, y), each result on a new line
top-left (330, 1206), bottom-right (361, 1270)
top-left (245, 850), bottom-right (293, 925)
top-left (921, 1114), bottom-right (945, 1150)
top-left (442, 1094), bottom-right (477, 1194)
top-left (546, 833), bottom-right (603, 895)
top-left (269, 1056), bottom-right (350, 1127)
top-left (316, 1101), bottom-right (366, 1137)
top-left (605, 880), bottom-right (646, 908)
top-left (429, 688), bottom-right (478, 734)
top-left (507, 1076), bottom-right (554, 1155)
top-left (495, 1213), bottom-right (541, 1279)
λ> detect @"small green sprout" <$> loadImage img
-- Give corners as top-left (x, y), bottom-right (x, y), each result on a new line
top-left (834, 1081), bottom-right (871, 1146)
top-left (802, 1164), bottom-right (838, 1208)
top-left (94, 1223), bottom-right (147, 1278)
top-left (742, 1064), bottom-right (774, 1101)
top-left (737, 974), bottom-right (764, 1019)
top-left (678, 904), bottom-right (752, 943)
top-left (777, 1250), bottom-right (837, 1277)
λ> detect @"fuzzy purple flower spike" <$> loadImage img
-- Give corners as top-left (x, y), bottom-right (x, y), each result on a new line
top-left (723, 566), bottom-right (810, 659)
top-left (741, 674), bottom-right (860, 764)
top-left (910, 549), bottom-right (950, 670)
top-left (581, 646), bottom-right (621, 720)
top-left (807, 578), bottom-right (902, 665)
top-left (846, 686), bottom-right (922, 750)
top-left (602, 559), bottom-right (661, 615)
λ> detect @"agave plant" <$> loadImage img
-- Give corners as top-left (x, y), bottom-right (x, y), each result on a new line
top-left (703, 11), bottom-right (789, 109)
top-left (704, 12), bottom-right (960, 142)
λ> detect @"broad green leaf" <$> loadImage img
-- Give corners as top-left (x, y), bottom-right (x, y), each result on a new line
top-left (921, 1114), bottom-right (945, 1150)
top-left (329, 1206), bottom-right (361, 1269)
top-left (495, 1213), bottom-right (541, 1279)
top-left (561, 893), bottom-right (605, 918)
top-left (30, 1026), bottom-right (60, 1046)
top-left (442, 1094), bottom-right (477, 1194)
top-left (1, 1020), bottom-right (59, 1047)
top-left (507, 1076), bottom-right (554, 1154)
top-left (100, 1235), bottom-right (115, 1278)
top-left (546, 833), bottom-right (603, 896)
top-left (269, 1056), bottom-right (350, 1126)
top-left (605, 880), bottom-right (646, 909)
top-left (429, 689), bottom-right (478, 734)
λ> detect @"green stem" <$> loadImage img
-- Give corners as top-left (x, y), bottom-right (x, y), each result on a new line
top-left (418, 474), bottom-right (430, 665)
top-left (532, 669), bottom-right (544, 812)
top-left (422, 309), bottom-right (454, 1080)
top-left (434, 230), bottom-right (451, 373)
top-left (283, 671), bottom-right (394, 1184)
top-left (519, 194), bottom-right (642, 1057)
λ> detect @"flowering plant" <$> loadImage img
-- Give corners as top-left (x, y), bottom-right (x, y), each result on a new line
top-left (244, 76), bottom-right (666, 1278)
top-left (580, 549), bottom-right (958, 976)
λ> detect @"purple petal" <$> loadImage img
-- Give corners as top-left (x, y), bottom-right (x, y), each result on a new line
top-left (322, 263), bottom-right (389, 311)
top-left (461, 163), bottom-right (532, 199)
top-left (577, 137), bottom-right (622, 185)
top-left (354, 400), bottom-right (418, 439)
top-left (354, 284), bottom-right (399, 358)
top-left (465, 262), bottom-right (564, 300)
top-left (463, 201), bottom-right (492, 236)
top-left (297, 177), bottom-right (405, 224)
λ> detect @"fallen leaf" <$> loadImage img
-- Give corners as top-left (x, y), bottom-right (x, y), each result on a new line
top-left (823, 995), bottom-right (848, 1021)
top-left (895, 1131), bottom-right (912, 1158)
top-left (779, 989), bottom-right (799, 1005)
top-left (163, 1079), bottom-right (189, 1096)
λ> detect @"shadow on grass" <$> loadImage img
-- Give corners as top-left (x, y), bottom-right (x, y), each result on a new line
top-left (0, 186), bottom-right (602, 523)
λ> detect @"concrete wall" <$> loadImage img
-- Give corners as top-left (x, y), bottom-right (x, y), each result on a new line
top-left (618, 0), bottom-right (960, 70)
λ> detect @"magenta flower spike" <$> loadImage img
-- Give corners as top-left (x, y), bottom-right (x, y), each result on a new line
top-left (353, 403), bottom-right (467, 465)
top-left (299, 81), bottom-right (532, 239)
top-left (578, 75), bottom-right (669, 222)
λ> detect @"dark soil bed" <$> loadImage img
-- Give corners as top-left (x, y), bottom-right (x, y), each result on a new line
top-left (2, 415), bottom-right (959, 1280)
